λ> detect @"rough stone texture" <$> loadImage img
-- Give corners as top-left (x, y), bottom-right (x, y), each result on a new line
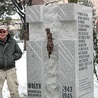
top-left (26, 4), bottom-right (93, 98)
top-left (27, 41), bottom-right (45, 98)
top-left (26, 5), bottom-right (42, 22)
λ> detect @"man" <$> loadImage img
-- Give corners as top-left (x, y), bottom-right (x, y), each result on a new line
top-left (0, 25), bottom-right (22, 98)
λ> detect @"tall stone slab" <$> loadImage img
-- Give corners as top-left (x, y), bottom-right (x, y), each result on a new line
top-left (58, 4), bottom-right (93, 98)
top-left (26, 41), bottom-right (44, 98)
top-left (26, 4), bottom-right (93, 98)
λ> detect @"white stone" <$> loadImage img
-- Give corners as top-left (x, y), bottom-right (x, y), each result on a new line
top-left (26, 4), bottom-right (93, 98)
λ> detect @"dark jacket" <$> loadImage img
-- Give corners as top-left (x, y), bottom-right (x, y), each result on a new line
top-left (0, 34), bottom-right (22, 70)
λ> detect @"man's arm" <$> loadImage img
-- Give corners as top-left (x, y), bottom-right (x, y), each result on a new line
top-left (14, 41), bottom-right (22, 60)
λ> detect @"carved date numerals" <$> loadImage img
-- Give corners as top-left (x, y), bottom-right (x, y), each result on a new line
top-left (62, 86), bottom-right (73, 98)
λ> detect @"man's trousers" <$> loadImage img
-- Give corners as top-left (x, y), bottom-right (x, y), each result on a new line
top-left (0, 67), bottom-right (19, 98)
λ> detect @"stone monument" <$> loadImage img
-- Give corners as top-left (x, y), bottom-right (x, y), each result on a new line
top-left (26, 3), bottom-right (93, 98)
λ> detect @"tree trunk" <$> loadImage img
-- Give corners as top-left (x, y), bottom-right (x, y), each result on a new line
top-left (68, 0), bottom-right (78, 3)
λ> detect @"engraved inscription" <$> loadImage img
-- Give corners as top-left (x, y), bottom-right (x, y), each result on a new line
top-left (28, 83), bottom-right (41, 97)
top-left (77, 12), bottom-right (92, 71)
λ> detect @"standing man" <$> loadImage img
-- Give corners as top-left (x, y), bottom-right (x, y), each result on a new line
top-left (0, 25), bottom-right (22, 98)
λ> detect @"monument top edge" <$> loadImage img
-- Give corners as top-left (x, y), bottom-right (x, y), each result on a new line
top-left (26, 3), bottom-right (92, 8)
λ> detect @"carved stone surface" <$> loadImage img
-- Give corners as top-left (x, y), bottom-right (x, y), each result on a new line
top-left (26, 5), bottom-right (42, 22)
top-left (26, 4), bottom-right (93, 98)
top-left (27, 41), bottom-right (42, 98)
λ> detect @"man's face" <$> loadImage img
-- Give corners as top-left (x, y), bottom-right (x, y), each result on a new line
top-left (0, 25), bottom-right (8, 40)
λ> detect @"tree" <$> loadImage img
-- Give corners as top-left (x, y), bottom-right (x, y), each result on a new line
top-left (0, 0), bottom-right (16, 37)
top-left (68, 0), bottom-right (78, 3)
top-left (11, 0), bottom-right (32, 50)
top-left (1, 17), bottom-right (12, 25)
top-left (93, 8), bottom-right (98, 80)
top-left (78, 0), bottom-right (92, 5)
top-left (0, 0), bottom-right (16, 23)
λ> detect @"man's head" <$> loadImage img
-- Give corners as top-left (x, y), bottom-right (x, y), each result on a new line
top-left (0, 25), bottom-right (9, 41)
